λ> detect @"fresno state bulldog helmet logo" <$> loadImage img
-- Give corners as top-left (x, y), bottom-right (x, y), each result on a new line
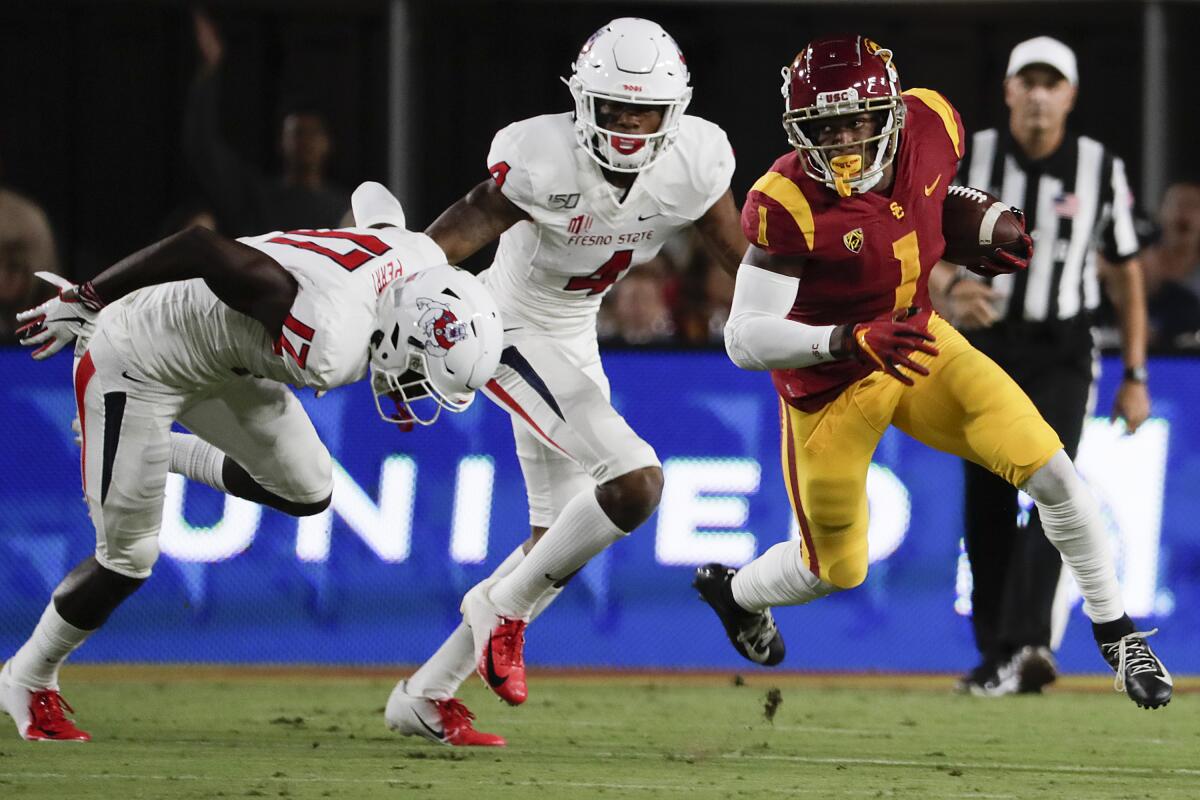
top-left (416, 297), bottom-right (469, 357)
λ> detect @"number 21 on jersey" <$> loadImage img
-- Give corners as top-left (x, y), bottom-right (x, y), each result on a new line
top-left (268, 229), bottom-right (392, 272)
top-left (266, 229), bottom-right (394, 369)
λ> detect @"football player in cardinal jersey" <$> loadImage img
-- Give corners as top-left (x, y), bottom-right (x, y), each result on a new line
top-left (0, 183), bottom-right (502, 742)
top-left (384, 17), bottom-right (746, 746)
top-left (695, 35), bottom-right (1172, 710)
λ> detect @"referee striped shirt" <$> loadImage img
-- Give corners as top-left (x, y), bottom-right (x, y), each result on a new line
top-left (959, 128), bottom-right (1139, 323)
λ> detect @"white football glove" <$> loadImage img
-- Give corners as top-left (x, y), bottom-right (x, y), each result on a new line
top-left (15, 272), bottom-right (101, 360)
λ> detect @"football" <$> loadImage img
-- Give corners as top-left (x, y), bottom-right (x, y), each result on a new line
top-left (941, 185), bottom-right (1029, 275)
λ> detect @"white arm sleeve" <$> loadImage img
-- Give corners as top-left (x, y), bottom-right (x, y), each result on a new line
top-left (723, 263), bottom-right (839, 371)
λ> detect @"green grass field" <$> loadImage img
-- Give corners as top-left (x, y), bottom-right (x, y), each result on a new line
top-left (0, 666), bottom-right (1195, 799)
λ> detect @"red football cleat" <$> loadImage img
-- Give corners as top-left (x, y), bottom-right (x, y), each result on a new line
top-left (385, 680), bottom-right (506, 746)
top-left (24, 690), bottom-right (92, 742)
top-left (461, 582), bottom-right (529, 706)
top-left (478, 619), bottom-right (528, 706)
top-left (1, 664), bottom-right (91, 743)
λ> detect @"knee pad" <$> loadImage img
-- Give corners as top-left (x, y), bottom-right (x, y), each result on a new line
top-left (823, 552), bottom-right (869, 590)
top-left (294, 445), bottom-right (334, 503)
top-left (95, 533), bottom-right (159, 580)
top-left (1020, 449), bottom-right (1076, 506)
top-left (272, 444), bottom-right (334, 506)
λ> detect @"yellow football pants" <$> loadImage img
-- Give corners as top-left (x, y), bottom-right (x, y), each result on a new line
top-left (780, 312), bottom-right (1062, 590)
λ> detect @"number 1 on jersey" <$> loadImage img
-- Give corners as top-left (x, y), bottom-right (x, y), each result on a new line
top-left (891, 231), bottom-right (921, 311)
top-left (564, 250), bottom-right (633, 295)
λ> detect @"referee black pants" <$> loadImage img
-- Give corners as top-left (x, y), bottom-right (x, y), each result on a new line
top-left (963, 321), bottom-right (1094, 663)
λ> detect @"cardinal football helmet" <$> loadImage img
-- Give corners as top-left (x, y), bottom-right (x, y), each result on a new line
top-left (565, 17), bottom-right (692, 173)
top-left (781, 35), bottom-right (905, 197)
top-left (370, 265), bottom-right (502, 426)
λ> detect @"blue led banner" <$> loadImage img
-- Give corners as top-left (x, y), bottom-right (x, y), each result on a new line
top-left (1, 348), bottom-right (1196, 673)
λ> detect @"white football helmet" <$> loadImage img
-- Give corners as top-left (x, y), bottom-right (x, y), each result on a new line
top-left (564, 18), bottom-right (692, 173)
top-left (369, 265), bottom-right (502, 426)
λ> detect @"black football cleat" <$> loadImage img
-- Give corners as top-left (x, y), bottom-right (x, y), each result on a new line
top-left (955, 656), bottom-right (1018, 697)
top-left (1095, 619), bottom-right (1172, 709)
top-left (693, 564), bottom-right (785, 666)
top-left (1013, 645), bottom-right (1058, 694)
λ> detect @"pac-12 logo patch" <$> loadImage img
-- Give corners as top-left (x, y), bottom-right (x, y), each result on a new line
top-left (843, 228), bottom-right (864, 253)
top-left (416, 298), bottom-right (468, 357)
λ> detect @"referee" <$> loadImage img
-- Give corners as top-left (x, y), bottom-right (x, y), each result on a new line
top-left (932, 36), bottom-right (1150, 696)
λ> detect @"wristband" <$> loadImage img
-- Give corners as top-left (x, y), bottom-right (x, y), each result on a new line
top-left (1123, 366), bottom-right (1148, 384)
top-left (76, 281), bottom-right (107, 312)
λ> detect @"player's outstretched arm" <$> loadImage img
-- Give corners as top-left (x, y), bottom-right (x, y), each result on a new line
top-left (88, 226), bottom-right (297, 338)
top-left (425, 178), bottom-right (531, 267)
top-left (723, 245), bottom-right (936, 382)
top-left (693, 189), bottom-right (746, 277)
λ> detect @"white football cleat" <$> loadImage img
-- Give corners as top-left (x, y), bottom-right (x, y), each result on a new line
top-left (1, 661), bottom-right (90, 742)
top-left (385, 680), bottom-right (505, 746)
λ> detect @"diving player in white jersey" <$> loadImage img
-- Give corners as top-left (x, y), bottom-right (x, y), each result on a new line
top-left (384, 18), bottom-right (747, 747)
top-left (0, 183), bottom-right (502, 742)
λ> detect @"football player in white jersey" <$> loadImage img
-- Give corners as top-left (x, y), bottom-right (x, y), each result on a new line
top-left (384, 18), bottom-right (746, 747)
top-left (0, 183), bottom-right (502, 742)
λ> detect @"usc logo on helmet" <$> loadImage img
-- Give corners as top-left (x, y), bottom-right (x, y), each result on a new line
top-left (862, 37), bottom-right (894, 66)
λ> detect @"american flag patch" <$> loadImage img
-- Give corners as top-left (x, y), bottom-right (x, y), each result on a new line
top-left (1054, 193), bottom-right (1079, 218)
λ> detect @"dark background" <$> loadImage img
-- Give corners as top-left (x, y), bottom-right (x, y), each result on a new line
top-left (0, 0), bottom-right (1184, 278)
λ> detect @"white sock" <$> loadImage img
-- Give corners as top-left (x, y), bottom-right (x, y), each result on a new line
top-left (169, 433), bottom-right (227, 492)
top-left (1022, 450), bottom-right (1124, 623)
top-left (530, 585), bottom-right (563, 620)
top-left (731, 540), bottom-right (837, 612)
top-left (489, 490), bottom-right (624, 619)
top-left (407, 543), bottom-right (528, 699)
top-left (8, 602), bottom-right (92, 690)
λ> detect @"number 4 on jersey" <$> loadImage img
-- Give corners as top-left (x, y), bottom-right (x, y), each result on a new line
top-left (564, 250), bottom-right (633, 295)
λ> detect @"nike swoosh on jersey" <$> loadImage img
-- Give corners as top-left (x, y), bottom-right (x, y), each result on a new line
top-left (637, 212), bottom-right (662, 221)
top-left (121, 370), bottom-right (144, 383)
top-left (484, 635), bottom-right (508, 688)
top-left (924, 175), bottom-right (942, 196)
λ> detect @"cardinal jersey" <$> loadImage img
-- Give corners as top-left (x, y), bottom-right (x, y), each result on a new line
top-left (482, 112), bottom-right (734, 339)
top-left (742, 89), bottom-right (965, 411)
top-left (97, 227), bottom-right (447, 391)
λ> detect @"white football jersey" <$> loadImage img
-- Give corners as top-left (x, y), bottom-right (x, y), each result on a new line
top-left (481, 112), bottom-right (734, 339)
top-left (98, 227), bottom-right (447, 391)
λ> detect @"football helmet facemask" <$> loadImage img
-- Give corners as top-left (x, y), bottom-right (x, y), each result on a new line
top-left (781, 35), bottom-right (905, 197)
top-left (565, 17), bottom-right (692, 173)
top-left (369, 265), bottom-right (502, 427)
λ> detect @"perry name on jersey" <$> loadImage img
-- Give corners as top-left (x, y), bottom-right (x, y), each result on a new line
top-left (741, 89), bottom-right (966, 411)
top-left (97, 226), bottom-right (448, 392)
top-left (482, 112), bottom-right (734, 337)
